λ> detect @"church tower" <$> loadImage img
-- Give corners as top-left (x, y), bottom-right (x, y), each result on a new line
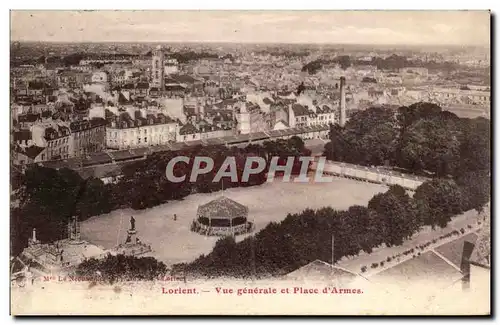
top-left (151, 45), bottom-right (165, 91)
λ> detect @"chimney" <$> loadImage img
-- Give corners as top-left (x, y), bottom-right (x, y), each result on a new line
top-left (339, 77), bottom-right (346, 127)
top-left (461, 241), bottom-right (475, 291)
top-left (32, 228), bottom-right (37, 242)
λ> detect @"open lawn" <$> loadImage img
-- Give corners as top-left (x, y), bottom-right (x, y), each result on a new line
top-left (80, 175), bottom-right (387, 266)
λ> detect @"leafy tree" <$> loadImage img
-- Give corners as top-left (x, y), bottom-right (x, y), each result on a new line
top-left (455, 170), bottom-right (490, 213)
top-left (76, 254), bottom-right (168, 282)
top-left (368, 188), bottom-right (418, 246)
top-left (414, 179), bottom-right (463, 229)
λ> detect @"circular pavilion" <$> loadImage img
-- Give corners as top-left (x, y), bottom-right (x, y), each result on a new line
top-left (191, 196), bottom-right (254, 236)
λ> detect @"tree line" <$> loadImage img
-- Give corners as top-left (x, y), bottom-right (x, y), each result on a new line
top-left (324, 102), bottom-right (490, 178)
top-left (301, 54), bottom-right (462, 74)
top-left (10, 137), bottom-right (310, 256)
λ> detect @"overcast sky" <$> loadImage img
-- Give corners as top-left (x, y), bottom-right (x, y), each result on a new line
top-left (10, 10), bottom-right (490, 45)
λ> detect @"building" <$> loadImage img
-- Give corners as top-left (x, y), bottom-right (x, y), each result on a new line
top-left (151, 46), bottom-right (165, 91)
top-left (164, 58), bottom-right (179, 75)
top-left (56, 70), bottom-right (92, 89)
top-left (191, 196), bottom-right (254, 236)
top-left (176, 122), bottom-right (233, 142)
top-left (106, 110), bottom-right (177, 149)
top-left (13, 145), bottom-right (47, 166)
top-left (31, 123), bottom-right (71, 160)
top-left (235, 102), bottom-right (268, 134)
top-left (16, 217), bottom-right (107, 276)
top-left (69, 118), bottom-right (107, 158)
top-left (91, 71), bottom-right (109, 84)
top-left (430, 87), bottom-right (490, 106)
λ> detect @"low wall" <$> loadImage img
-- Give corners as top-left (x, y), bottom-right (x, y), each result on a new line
top-left (311, 160), bottom-right (429, 191)
top-left (191, 220), bottom-right (254, 237)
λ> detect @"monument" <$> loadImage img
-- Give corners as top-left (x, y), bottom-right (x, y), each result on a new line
top-left (115, 216), bottom-right (152, 257)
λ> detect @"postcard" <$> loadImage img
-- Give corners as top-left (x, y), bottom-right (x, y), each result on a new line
top-left (10, 10), bottom-right (491, 315)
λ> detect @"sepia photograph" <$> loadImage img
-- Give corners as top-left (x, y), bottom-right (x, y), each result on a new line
top-left (9, 10), bottom-right (491, 315)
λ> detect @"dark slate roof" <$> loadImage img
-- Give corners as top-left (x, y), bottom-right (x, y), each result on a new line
top-left (28, 81), bottom-right (50, 90)
top-left (291, 103), bottom-right (309, 116)
top-left (179, 123), bottom-right (199, 135)
top-left (70, 118), bottom-right (107, 132)
top-left (24, 146), bottom-right (45, 159)
top-left (18, 114), bottom-right (40, 123)
top-left (165, 84), bottom-right (186, 92)
top-left (197, 196), bottom-right (249, 220)
top-left (263, 97), bottom-right (274, 105)
top-left (172, 74), bottom-right (197, 84)
top-left (14, 129), bottom-right (32, 141)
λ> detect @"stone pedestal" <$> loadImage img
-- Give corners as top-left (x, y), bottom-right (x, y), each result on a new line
top-left (127, 229), bottom-right (137, 244)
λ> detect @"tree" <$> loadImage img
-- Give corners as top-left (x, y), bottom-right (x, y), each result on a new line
top-left (368, 189), bottom-right (418, 246)
top-left (77, 254), bottom-right (168, 282)
top-left (414, 179), bottom-right (463, 229)
top-left (455, 170), bottom-right (490, 213)
top-left (324, 106), bottom-right (398, 165)
top-left (458, 117), bottom-right (490, 174)
top-left (398, 117), bottom-right (460, 176)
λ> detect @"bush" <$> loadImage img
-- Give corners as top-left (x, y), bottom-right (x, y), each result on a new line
top-left (361, 266), bottom-right (367, 273)
top-left (371, 262), bottom-right (379, 269)
top-left (387, 257), bottom-right (392, 262)
top-left (380, 261), bottom-right (385, 267)
top-left (460, 228), bottom-right (465, 234)
top-left (432, 239), bottom-right (437, 244)
top-left (467, 225), bottom-right (473, 229)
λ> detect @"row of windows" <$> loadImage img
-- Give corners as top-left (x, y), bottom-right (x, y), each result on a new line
top-left (48, 146), bottom-right (69, 157)
top-left (74, 127), bottom-right (104, 138)
top-left (296, 115), bottom-right (334, 122)
top-left (48, 137), bottom-right (69, 147)
top-left (107, 128), bottom-right (175, 138)
top-left (108, 135), bottom-right (173, 146)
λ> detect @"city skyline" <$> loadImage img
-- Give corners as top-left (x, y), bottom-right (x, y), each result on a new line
top-left (11, 10), bottom-right (490, 46)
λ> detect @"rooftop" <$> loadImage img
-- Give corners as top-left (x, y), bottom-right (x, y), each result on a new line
top-left (197, 196), bottom-right (249, 220)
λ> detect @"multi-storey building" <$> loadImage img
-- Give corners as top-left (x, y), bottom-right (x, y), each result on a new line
top-left (69, 118), bottom-right (107, 158)
top-left (176, 122), bottom-right (233, 142)
top-left (106, 110), bottom-right (177, 149)
top-left (31, 123), bottom-right (71, 160)
top-left (56, 70), bottom-right (92, 89)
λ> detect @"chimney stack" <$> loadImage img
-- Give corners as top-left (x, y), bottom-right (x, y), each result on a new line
top-left (339, 76), bottom-right (346, 127)
top-left (461, 241), bottom-right (475, 291)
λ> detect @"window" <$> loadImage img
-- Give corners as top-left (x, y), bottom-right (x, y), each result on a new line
top-left (183, 135), bottom-right (187, 141)
top-left (138, 138), bottom-right (141, 143)
top-left (41, 154), bottom-right (45, 160)
top-left (144, 137), bottom-right (147, 142)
